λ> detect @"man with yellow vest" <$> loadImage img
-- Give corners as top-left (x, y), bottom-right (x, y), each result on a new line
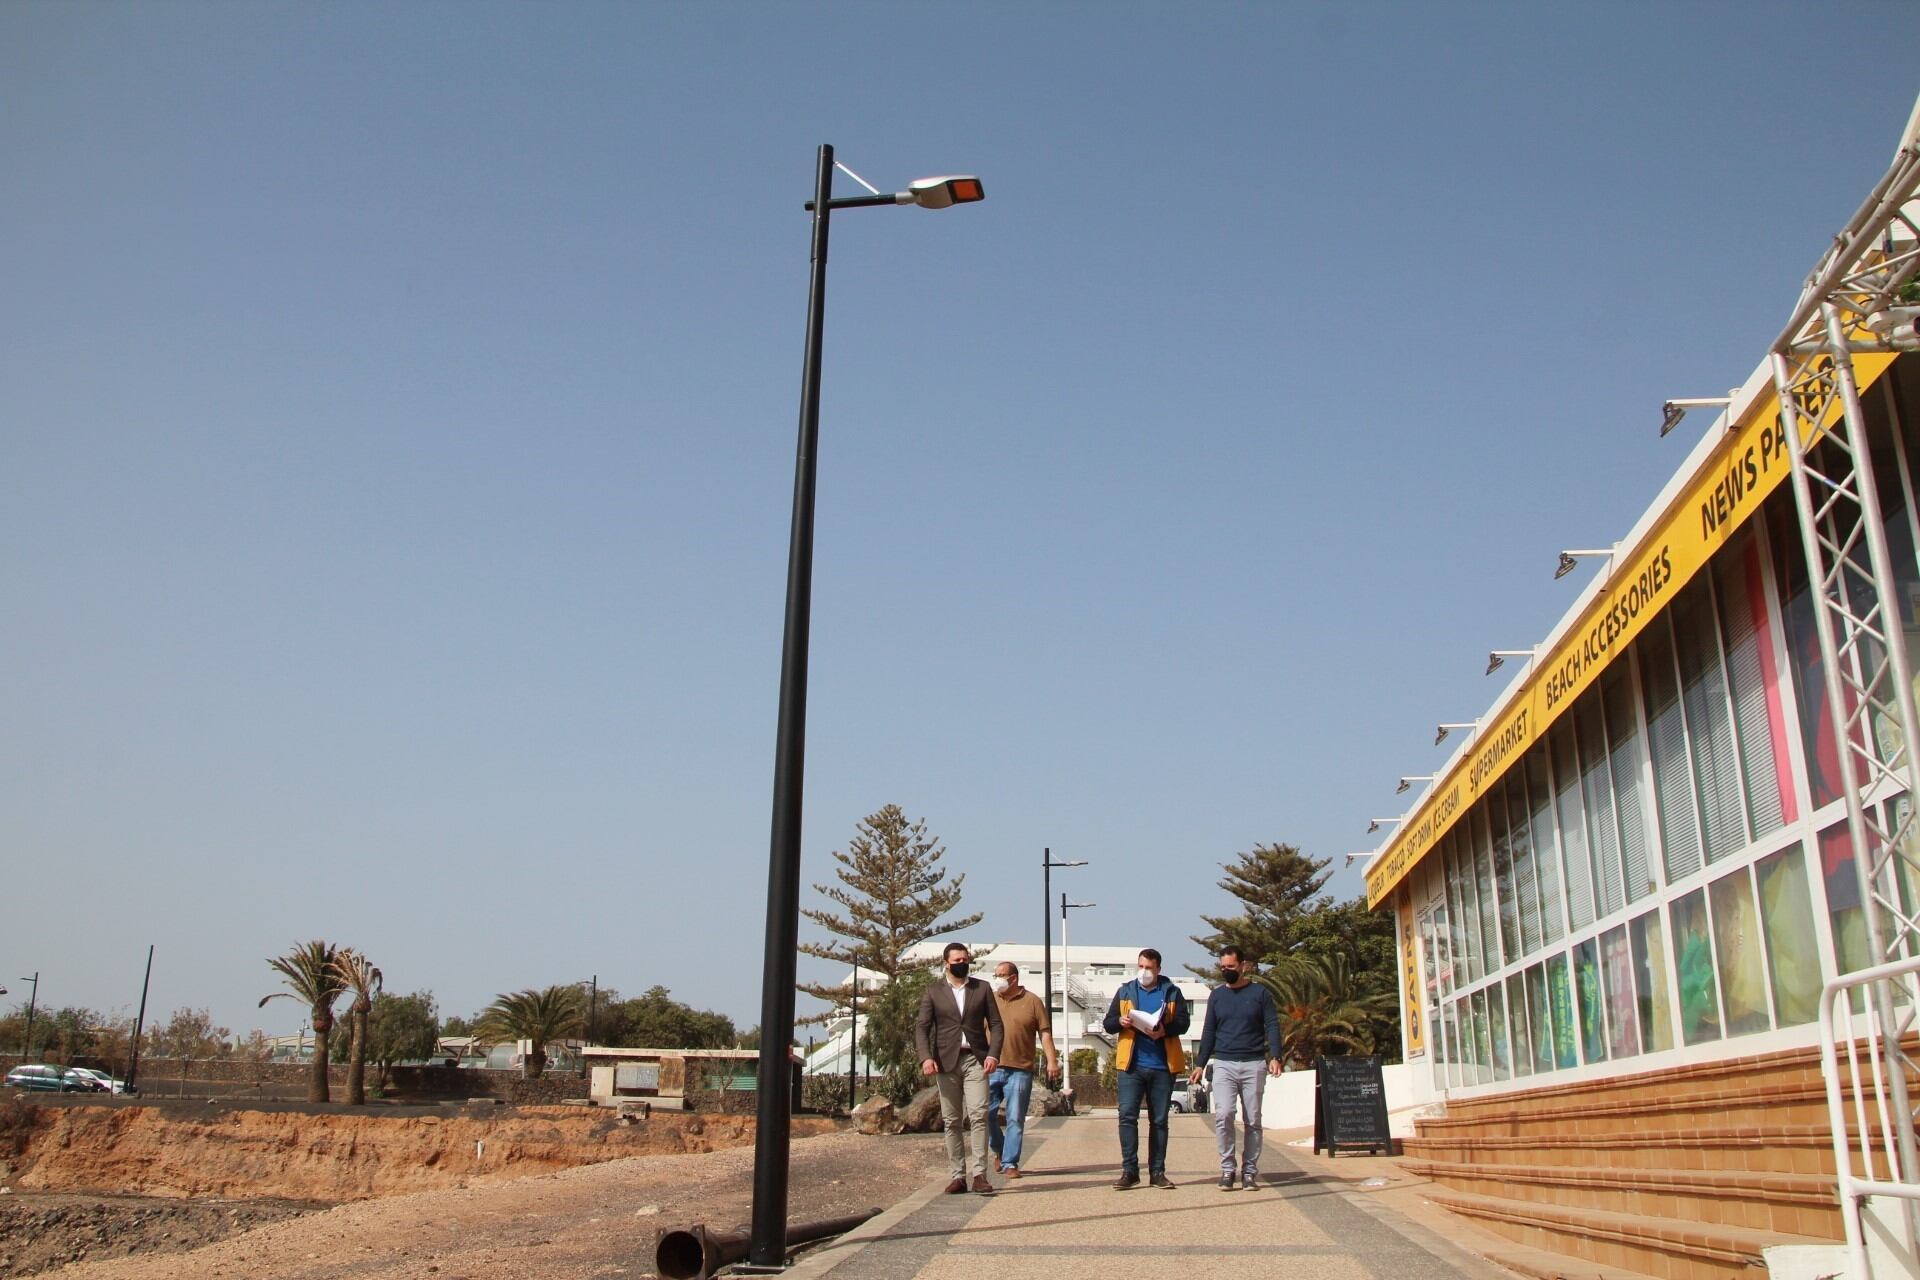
top-left (1100, 948), bottom-right (1192, 1189)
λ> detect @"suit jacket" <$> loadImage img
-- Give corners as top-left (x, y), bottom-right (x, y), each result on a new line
top-left (915, 976), bottom-right (1005, 1073)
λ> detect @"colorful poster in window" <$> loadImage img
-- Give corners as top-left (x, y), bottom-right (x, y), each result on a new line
top-left (1757, 844), bottom-right (1820, 1026)
top-left (1546, 954), bottom-right (1577, 1068)
top-left (1630, 910), bottom-right (1675, 1053)
top-left (1573, 939), bottom-right (1607, 1064)
top-left (1398, 895), bottom-right (1426, 1058)
top-left (1673, 890), bottom-right (1723, 1045)
top-left (1709, 869), bottom-right (1771, 1036)
top-left (1601, 926), bottom-right (1640, 1059)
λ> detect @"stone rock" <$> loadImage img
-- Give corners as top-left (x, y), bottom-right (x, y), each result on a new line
top-left (1027, 1083), bottom-right (1073, 1117)
top-left (850, 1097), bottom-right (895, 1136)
top-left (896, 1087), bottom-right (944, 1133)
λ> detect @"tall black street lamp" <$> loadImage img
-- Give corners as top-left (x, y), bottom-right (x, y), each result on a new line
top-left (17, 973), bottom-right (40, 1060)
top-left (846, 957), bottom-right (859, 1112)
top-left (1041, 848), bottom-right (1086, 1065)
top-left (749, 145), bottom-right (983, 1272)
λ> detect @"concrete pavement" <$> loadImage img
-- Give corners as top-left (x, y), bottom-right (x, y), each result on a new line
top-left (786, 1111), bottom-right (1510, 1280)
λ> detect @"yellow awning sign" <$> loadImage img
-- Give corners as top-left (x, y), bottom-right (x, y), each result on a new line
top-left (1365, 354), bottom-right (1898, 908)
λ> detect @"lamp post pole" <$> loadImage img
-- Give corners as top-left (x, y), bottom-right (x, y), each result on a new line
top-left (18, 973), bottom-right (39, 1060)
top-left (128, 948), bottom-right (154, 1089)
top-left (1059, 897), bottom-right (1094, 1096)
top-left (847, 958), bottom-right (858, 1112)
top-left (1042, 850), bottom-right (1085, 1085)
top-left (747, 147), bottom-right (984, 1272)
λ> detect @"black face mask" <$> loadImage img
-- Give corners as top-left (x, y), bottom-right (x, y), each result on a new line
top-left (948, 962), bottom-right (970, 978)
top-left (1220, 968), bottom-right (1241, 984)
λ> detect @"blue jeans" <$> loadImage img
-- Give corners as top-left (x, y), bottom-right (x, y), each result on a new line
top-left (1116, 1066), bottom-right (1174, 1177)
top-left (987, 1067), bottom-right (1034, 1169)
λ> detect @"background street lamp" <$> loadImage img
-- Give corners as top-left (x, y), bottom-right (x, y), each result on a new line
top-left (1041, 848), bottom-right (1086, 1055)
top-left (1485, 649), bottom-right (1534, 676)
top-left (1058, 895), bottom-right (1095, 1097)
top-left (750, 145), bottom-right (982, 1272)
top-left (17, 973), bottom-right (39, 1060)
top-left (1554, 548), bottom-right (1615, 580)
top-left (1395, 775), bottom-right (1434, 795)
top-left (1435, 722), bottom-right (1477, 747)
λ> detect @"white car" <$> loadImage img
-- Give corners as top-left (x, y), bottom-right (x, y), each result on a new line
top-left (1170, 1080), bottom-right (1208, 1113)
top-left (68, 1068), bottom-right (136, 1095)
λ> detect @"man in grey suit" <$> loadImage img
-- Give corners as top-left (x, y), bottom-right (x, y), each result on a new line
top-left (916, 941), bottom-right (1004, 1194)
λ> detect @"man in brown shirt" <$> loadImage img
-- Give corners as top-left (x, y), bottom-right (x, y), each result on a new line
top-left (987, 960), bottom-right (1059, 1178)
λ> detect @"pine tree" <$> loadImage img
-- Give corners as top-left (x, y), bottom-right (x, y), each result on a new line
top-left (798, 805), bottom-right (982, 1023)
top-left (1186, 843), bottom-right (1333, 977)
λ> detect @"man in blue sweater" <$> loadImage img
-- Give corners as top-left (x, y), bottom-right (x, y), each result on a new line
top-left (1189, 945), bottom-right (1281, 1190)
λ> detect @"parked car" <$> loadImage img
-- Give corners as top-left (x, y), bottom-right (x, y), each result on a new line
top-left (5, 1064), bottom-right (89, 1093)
top-left (1170, 1078), bottom-right (1208, 1114)
top-left (68, 1067), bottom-right (136, 1095)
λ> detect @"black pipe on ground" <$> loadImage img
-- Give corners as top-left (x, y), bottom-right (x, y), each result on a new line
top-left (656, 1208), bottom-right (881, 1280)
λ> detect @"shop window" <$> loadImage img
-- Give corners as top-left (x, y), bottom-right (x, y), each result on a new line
top-left (1709, 868), bottom-right (1771, 1036)
top-left (1488, 797), bottom-right (1520, 965)
top-left (1473, 810), bottom-right (1501, 972)
top-left (1642, 615), bottom-right (1704, 883)
top-left (1528, 747), bottom-right (1566, 943)
top-left (1524, 962), bottom-right (1555, 1074)
top-left (1674, 580), bottom-right (1748, 863)
top-left (1579, 700), bottom-right (1627, 917)
top-left (1756, 843), bottom-right (1820, 1026)
top-left (1471, 988), bottom-right (1492, 1085)
top-left (1445, 1002), bottom-right (1464, 1090)
top-left (1447, 838), bottom-right (1479, 985)
top-left (1508, 775), bottom-right (1543, 956)
top-left (1714, 530), bottom-right (1792, 834)
top-left (1605, 664), bottom-right (1655, 904)
top-left (1672, 889), bottom-right (1723, 1045)
top-left (1554, 722), bottom-right (1597, 931)
top-left (1573, 937), bottom-right (1607, 1064)
top-left (1769, 495), bottom-right (1843, 810)
top-left (1820, 821), bottom-right (1875, 979)
top-left (1629, 909), bottom-right (1675, 1053)
top-left (1487, 982), bottom-right (1511, 1081)
top-left (1546, 953), bottom-right (1579, 1068)
top-left (1601, 925), bottom-right (1641, 1060)
top-left (1505, 973), bottom-right (1533, 1078)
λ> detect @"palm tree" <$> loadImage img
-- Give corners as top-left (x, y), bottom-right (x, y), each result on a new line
top-left (260, 941), bottom-right (346, 1102)
top-left (475, 986), bottom-right (586, 1079)
top-left (1255, 953), bottom-right (1398, 1069)
top-left (331, 949), bottom-right (383, 1105)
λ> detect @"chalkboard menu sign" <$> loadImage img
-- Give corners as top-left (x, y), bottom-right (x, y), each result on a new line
top-left (1312, 1055), bottom-right (1390, 1156)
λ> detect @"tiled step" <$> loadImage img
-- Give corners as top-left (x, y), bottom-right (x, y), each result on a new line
top-left (1398, 1157), bottom-right (1842, 1239)
top-left (1411, 1078), bottom-right (1832, 1138)
top-left (1476, 1240), bottom-right (1660, 1280)
top-left (1425, 1186), bottom-right (1835, 1280)
top-left (1402, 1123), bottom-right (1890, 1177)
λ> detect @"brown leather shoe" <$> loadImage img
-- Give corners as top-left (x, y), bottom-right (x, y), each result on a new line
top-left (943, 1176), bottom-right (966, 1195)
top-left (970, 1175), bottom-right (996, 1194)
top-left (1005, 1168), bottom-right (1024, 1179)
top-left (1113, 1171), bottom-right (1140, 1190)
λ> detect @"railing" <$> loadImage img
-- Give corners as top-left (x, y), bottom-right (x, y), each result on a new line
top-left (1821, 956), bottom-right (1920, 1278)
top-left (1062, 977), bottom-right (1116, 1046)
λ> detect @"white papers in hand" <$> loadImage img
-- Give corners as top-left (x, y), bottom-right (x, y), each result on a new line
top-left (1127, 1006), bottom-right (1162, 1033)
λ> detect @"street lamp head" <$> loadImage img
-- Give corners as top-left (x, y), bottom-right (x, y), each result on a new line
top-left (1554, 551), bottom-right (1579, 579)
top-left (907, 175), bottom-right (985, 209)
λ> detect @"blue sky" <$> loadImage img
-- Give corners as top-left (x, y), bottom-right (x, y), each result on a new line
top-left (4, 3), bottom-right (1917, 1041)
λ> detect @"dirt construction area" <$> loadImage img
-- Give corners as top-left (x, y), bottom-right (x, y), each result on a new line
top-left (0, 1098), bottom-right (948, 1279)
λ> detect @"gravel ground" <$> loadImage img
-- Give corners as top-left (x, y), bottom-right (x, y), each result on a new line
top-left (0, 1195), bottom-right (324, 1279)
top-left (25, 1130), bottom-right (949, 1280)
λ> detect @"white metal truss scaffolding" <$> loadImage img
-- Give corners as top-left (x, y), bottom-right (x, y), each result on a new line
top-left (1773, 98), bottom-right (1920, 1276)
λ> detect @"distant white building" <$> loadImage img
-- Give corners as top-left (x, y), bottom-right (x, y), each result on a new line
top-left (804, 941), bottom-right (1213, 1092)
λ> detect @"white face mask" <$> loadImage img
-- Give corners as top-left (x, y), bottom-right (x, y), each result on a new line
top-left (990, 977), bottom-right (1010, 994)
top-left (1136, 968), bottom-right (1158, 988)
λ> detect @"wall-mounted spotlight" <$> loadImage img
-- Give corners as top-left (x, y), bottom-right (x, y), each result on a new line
top-left (1660, 395), bottom-right (1735, 437)
top-left (1435, 723), bottom-right (1476, 747)
top-left (1486, 649), bottom-right (1534, 676)
top-left (1366, 817), bottom-right (1404, 835)
top-left (1555, 549), bottom-right (1614, 580)
top-left (1344, 852), bottom-right (1374, 865)
top-left (1396, 775), bottom-right (1434, 794)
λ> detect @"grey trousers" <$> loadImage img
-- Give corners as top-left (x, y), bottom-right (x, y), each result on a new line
top-left (1212, 1058), bottom-right (1266, 1178)
top-left (936, 1054), bottom-right (990, 1179)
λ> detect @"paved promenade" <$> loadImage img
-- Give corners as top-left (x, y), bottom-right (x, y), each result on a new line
top-left (788, 1111), bottom-right (1506, 1280)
